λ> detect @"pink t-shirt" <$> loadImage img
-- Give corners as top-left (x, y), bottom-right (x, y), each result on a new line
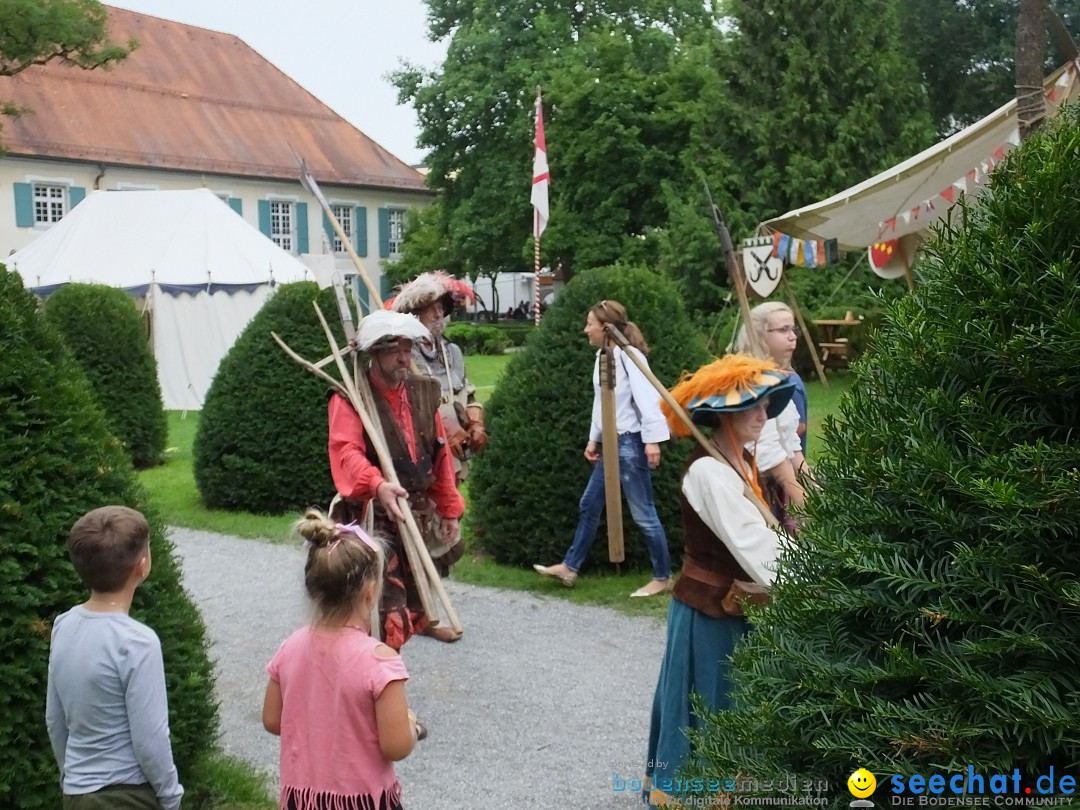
top-left (267, 626), bottom-right (409, 808)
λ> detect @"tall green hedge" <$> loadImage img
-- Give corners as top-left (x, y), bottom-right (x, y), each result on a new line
top-left (469, 264), bottom-right (710, 570)
top-left (684, 106), bottom-right (1080, 803)
top-left (0, 266), bottom-right (217, 809)
top-left (43, 283), bottom-right (167, 468)
top-left (194, 282), bottom-right (350, 514)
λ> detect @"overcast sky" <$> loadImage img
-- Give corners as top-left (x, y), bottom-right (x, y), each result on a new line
top-left (107, 0), bottom-right (448, 166)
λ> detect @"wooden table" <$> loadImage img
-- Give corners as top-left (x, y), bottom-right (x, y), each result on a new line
top-left (812, 318), bottom-right (861, 368)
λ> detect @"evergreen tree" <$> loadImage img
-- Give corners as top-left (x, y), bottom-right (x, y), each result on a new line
top-left (0, 266), bottom-right (216, 809)
top-left (685, 105), bottom-right (1080, 805)
top-left (193, 282), bottom-right (348, 515)
top-left (722, 0), bottom-right (935, 223)
top-left (44, 283), bottom-right (167, 468)
top-left (469, 264), bottom-right (710, 569)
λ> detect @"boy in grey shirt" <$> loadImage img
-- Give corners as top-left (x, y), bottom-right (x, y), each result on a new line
top-left (46, 506), bottom-right (183, 810)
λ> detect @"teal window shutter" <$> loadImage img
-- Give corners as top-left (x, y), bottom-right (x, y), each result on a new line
top-left (228, 197), bottom-right (243, 215)
top-left (380, 274), bottom-right (393, 300)
top-left (257, 200), bottom-right (271, 236)
top-left (69, 186), bottom-right (86, 208)
top-left (355, 206), bottom-right (368, 257)
top-left (377, 207), bottom-right (390, 258)
top-left (322, 211), bottom-right (334, 248)
top-left (14, 183), bottom-right (33, 227)
top-left (356, 276), bottom-right (370, 312)
top-left (296, 202), bottom-right (309, 253)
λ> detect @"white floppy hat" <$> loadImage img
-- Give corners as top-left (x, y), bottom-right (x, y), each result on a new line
top-left (355, 310), bottom-right (431, 352)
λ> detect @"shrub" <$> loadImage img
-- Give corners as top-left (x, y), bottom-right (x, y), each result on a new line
top-left (684, 107), bottom-right (1080, 802)
top-left (0, 266), bottom-right (217, 809)
top-left (469, 264), bottom-right (710, 570)
top-left (444, 322), bottom-right (510, 355)
top-left (194, 282), bottom-right (350, 514)
top-left (42, 283), bottom-right (167, 468)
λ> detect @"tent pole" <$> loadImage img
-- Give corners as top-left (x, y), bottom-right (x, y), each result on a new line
top-left (781, 276), bottom-right (828, 388)
top-left (897, 239), bottom-right (917, 291)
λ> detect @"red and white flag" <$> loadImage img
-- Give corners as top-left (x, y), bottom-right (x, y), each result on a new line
top-left (531, 90), bottom-right (550, 239)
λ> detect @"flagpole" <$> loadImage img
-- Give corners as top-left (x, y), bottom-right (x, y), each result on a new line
top-left (534, 213), bottom-right (541, 326)
top-left (531, 87), bottom-right (549, 326)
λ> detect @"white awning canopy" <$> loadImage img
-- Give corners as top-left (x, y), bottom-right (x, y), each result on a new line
top-left (760, 60), bottom-right (1079, 253)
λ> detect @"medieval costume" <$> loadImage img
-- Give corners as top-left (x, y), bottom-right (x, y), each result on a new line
top-left (328, 311), bottom-right (465, 650)
top-left (644, 355), bottom-right (795, 806)
top-left (389, 272), bottom-right (487, 485)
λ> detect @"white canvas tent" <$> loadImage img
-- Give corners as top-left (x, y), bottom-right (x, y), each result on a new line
top-left (10, 188), bottom-right (315, 410)
top-left (761, 60), bottom-right (1080, 268)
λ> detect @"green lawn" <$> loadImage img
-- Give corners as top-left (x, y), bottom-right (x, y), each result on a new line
top-left (139, 354), bottom-right (852, 619)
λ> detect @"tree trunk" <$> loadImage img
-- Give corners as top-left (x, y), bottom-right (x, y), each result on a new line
top-left (1016, 0), bottom-right (1047, 140)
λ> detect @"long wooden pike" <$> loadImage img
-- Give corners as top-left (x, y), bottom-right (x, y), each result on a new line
top-left (599, 340), bottom-right (625, 565)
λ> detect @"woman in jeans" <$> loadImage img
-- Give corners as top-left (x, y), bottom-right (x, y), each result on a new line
top-left (534, 300), bottom-right (673, 597)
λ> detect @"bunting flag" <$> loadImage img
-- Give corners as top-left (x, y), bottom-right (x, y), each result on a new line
top-left (760, 233), bottom-right (841, 268)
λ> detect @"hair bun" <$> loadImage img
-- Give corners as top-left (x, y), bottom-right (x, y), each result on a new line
top-left (295, 508), bottom-right (339, 548)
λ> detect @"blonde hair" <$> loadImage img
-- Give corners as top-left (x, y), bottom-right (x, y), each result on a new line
top-left (730, 301), bottom-right (793, 360)
top-left (590, 299), bottom-right (649, 353)
top-left (295, 509), bottom-right (385, 626)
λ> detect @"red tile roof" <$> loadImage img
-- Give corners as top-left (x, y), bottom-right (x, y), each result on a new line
top-left (0, 6), bottom-right (427, 191)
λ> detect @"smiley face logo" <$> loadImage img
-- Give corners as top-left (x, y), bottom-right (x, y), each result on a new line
top-left (848, 769), bottom-right (877, 798)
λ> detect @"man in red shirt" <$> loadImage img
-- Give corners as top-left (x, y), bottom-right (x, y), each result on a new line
top-left (329, 311), bottom-right (465, 647)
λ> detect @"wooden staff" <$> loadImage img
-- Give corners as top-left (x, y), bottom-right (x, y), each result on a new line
top-left (599, 341), bottom-right (625, 564)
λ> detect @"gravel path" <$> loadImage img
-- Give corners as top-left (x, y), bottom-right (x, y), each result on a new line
top-left (171, 528), bottom-right (669, 809)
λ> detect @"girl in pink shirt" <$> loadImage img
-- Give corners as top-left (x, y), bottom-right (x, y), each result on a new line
top-left (262, 509), bottom-right (420, 810)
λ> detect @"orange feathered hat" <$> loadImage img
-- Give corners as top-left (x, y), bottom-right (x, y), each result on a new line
top-left (662, 354), bottom-right (796, 437)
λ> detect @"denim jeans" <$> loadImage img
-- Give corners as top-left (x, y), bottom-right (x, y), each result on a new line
top-left (562, 433), bottom-right (672, 579)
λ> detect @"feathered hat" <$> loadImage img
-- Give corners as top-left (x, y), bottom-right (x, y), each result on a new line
top-left (355, 310), bottom-right (431, 352)
top-left (662, 354), bottom-right (796, 437)
top-left (388, 271), bottom-right (475, 316)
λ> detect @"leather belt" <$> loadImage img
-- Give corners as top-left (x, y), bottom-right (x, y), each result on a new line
top-left (681, 557), bottom-right (726, 588)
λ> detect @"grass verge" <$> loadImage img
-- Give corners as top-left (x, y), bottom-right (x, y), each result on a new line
top-left (186, 749), bottom-right (275, 809)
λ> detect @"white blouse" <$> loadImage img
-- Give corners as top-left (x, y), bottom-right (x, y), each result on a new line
top-left (588, 346), bottom-right (670, 445)
top-left (751, 401), bottom-right (801, 473)
top-left (681, 456), bottom-right (782, 587)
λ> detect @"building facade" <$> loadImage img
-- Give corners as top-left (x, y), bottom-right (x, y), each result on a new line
top-left (0, 6), bottom-right (430, 307)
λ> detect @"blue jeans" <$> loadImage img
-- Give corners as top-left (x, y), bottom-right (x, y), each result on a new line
top-left (562, 433), bottom-right (671, 579)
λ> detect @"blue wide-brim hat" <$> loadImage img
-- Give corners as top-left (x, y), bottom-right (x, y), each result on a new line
top-left (662, 354), bottom-right (797, 436)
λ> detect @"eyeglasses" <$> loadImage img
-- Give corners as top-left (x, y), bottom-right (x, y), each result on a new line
top-left (766, 326), bottom-right (800, 336)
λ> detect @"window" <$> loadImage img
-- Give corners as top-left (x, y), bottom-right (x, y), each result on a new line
top-left (270, 200), bottom-right (294, 251)
top-left (33, 184), bottom-right (66, 224)
top-left (331, 204), bottom-right (352, 253)
top-left (387, 207), bottom-right (406, 256)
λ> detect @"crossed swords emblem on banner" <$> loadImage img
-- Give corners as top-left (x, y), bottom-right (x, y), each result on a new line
top-left (740, 236), bottom-right (784, 298)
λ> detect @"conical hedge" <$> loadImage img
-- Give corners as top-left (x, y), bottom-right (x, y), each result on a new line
top-left (194, 281), bottom-right (349, 515)
top-left (469, 264), bottom-right (710, 570)
top-left (0, 266), bottom-right (217, 809)
top-left (43, 283), bottom-right (167, 468)
top-left (685, 107), bottom-right (1080, 802)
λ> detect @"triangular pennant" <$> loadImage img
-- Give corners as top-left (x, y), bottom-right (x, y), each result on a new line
top-left (941, 186), bottom-right (956, 204)
top-left (910, 206), bottom-right (920, 221)
top-left (885, 217), bottom-right (896, 232)
top-left (900, 211), bottom-right (912, 225)
top-left (993, 145), bottom-right (1006, 161)
top-left (967, 169), bottom-right (977, 185)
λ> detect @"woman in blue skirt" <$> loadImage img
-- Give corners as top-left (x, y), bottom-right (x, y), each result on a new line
top-left (644, 354), bottom-right (795, 806)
